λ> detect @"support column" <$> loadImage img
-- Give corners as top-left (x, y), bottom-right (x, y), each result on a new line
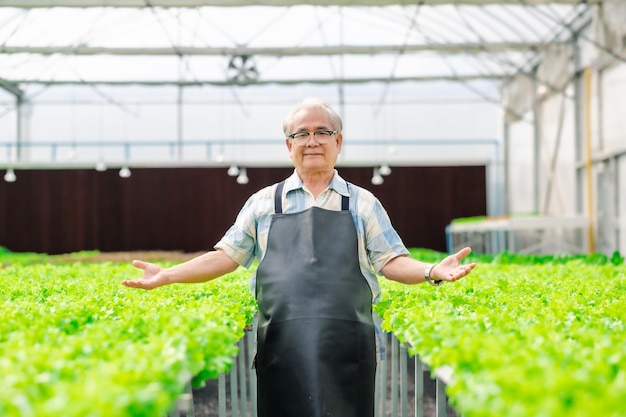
top-left (531, 68), bottom-right (542, 214)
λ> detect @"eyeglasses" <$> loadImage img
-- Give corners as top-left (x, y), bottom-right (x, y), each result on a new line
top-left (287, 130), bottom-right (338, 145)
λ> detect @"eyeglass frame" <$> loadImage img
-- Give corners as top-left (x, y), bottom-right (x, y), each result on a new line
top-left (287, 130), bottom-right (338, 145)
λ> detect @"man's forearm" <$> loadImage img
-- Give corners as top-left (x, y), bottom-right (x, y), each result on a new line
top-left (164, 250), bottom-right (239, 284)
top-left (380, 255), bottom-right (430, 285)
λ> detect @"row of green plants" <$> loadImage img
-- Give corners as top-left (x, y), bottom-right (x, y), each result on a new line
top-left (1, 248), bottom-right (624, 416)
top-left (0, 246), bottom-right (96, 262)
top-left (409, 247), bottom-right (625, 266)
top-left (377, 251), bottom-right (625, 417)
top-left (0, 260), bottom-right (256, 417)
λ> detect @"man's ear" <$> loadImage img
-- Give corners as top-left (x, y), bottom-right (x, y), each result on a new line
top-left (336, 133), bottom-right (343, 152)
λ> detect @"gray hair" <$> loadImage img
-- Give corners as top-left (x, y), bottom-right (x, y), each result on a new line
top-left (282, 98), bottom-right (343, 136)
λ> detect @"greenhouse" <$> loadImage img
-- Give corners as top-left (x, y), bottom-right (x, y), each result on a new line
top-left (0, 1), bottom-right (624, 417)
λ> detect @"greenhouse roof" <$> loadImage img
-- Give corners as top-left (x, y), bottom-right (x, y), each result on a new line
top-left (0, 0), bottom-right (605, 95)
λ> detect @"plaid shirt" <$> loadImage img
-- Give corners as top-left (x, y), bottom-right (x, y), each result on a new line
top-left (215, 169), bottom-right (409, 303)
top-left (215, 169), bottom-right (409, 361)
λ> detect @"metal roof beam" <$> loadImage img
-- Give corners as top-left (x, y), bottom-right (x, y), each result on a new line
top-left (0, 0), bottom-right (603, 7)
top-left (0, 78), bottom-right (23, 97)
top-left (5, 74), bottom-right (510, 86)
top-left (0, 42), bottom-right (561, 56)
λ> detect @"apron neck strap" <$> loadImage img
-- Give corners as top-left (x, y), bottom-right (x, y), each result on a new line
top-left (274, 180), bottom-right (350, 214)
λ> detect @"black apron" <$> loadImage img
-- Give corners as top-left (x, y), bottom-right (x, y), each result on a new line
top-left (255, 182), bottom-right (376, 417)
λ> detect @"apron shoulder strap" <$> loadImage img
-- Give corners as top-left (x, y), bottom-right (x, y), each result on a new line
top-left (342, 183), bottom-right (350, 211)
top-left (274, 180), bottom-right (349, 213)
top-left (274, 181), bottom-right (285, 214)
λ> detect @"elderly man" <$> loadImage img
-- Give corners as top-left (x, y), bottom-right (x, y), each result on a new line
top-left (122, 98), bottom-right (476, 417)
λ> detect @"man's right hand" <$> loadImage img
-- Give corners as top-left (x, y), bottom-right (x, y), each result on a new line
top-left (121, 260), bottom-right (169, 290)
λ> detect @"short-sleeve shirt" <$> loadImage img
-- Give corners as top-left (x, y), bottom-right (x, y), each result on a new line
top-left (214, 169), bottom-right (410, 361)
top-left (215, 169), bottom-right (409, 303)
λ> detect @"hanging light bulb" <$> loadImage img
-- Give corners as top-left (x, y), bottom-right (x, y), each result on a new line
top-left (95, 160), bottom-right (107, 172)
top-left (4, 168), bottom-right (16, 183)
top-left (371, 167), bottom-right (383, 185)
top-left (227, 165), bottom-right (239, 176)
top-left (379, 164), bottom-right (391, 176)
top-left (236, 168), bottom-right (249, 185)
top-left (119, 166), bottom-right (131, 178)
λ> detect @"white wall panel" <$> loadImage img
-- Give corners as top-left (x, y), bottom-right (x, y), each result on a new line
top-left (537, 92), bottom-right (578, 216)
top-left (601, 64), bottom-right (626, 152)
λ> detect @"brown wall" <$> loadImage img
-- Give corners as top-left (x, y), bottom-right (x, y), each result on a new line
top-left (0, 166), bottom-right (486, 254)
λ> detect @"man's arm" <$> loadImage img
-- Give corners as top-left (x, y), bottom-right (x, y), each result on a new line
top-left (121, 249), bottom-right (239, 290)
top-left (381, 247), bottom-right (476, 285)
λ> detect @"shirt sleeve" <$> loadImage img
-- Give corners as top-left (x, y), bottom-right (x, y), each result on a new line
top-left (214, 194), bottom-right (258, 269)
top-left (364, 197), bottom-right (410, 273)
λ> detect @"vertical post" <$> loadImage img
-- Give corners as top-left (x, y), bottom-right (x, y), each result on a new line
top-left (230, 354), bottom-right (239, 417)
top-left (391, 335), bottom-right (398, 417)
top-left (378, 335), bottom-right (388, 417)
top-left (572, 34), bottom-right (588, 251)
top-left (445, 224), bottom-right (452, 253)
top-left (414, 358), bottom-right (423, 417)
top-left (507, 229), bottom-right (515, 253)
top-left (206, 142), bottom-right (212, 161)
top-left (167, 381), bottom-right (195, 417)
top-left (375, 358), bottom-right (381, 417)
top-left (400, 344), bottom-right (408, 417)
top-left (185, 381), bottom-right (195, 417)
top-left (435, 378), bottom-right (447, 417)
top-left (16, 94), bottom-right (23, 161)
top-left (532, 68), bottom-right (542, 214)
top-left (584, 66), bottom-right (596, 253)
top-left (247, 333), bottom-right (257, 417)
top-left (176, 18), bottom-right (184, 163)
top-left (218, 374), bottom-right (226, 417)
top-left (177, 85), bottom-right (184, 161)
top-left (613, 154), bottom-right (621, 254)
top-left (502, 118), bottom-right (510, 215)
top-left (238, 337), bottom-right (248, 417)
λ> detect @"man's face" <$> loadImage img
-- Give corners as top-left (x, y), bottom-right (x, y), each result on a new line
top-left (285, 107), bottom-right (343, 177)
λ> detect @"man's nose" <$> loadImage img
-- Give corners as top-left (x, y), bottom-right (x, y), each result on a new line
top-left (305, 134), bottom-right (320, 146)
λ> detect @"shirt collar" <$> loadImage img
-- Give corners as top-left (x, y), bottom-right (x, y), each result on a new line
top-left (285, 169), bottom-right (349, 197)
